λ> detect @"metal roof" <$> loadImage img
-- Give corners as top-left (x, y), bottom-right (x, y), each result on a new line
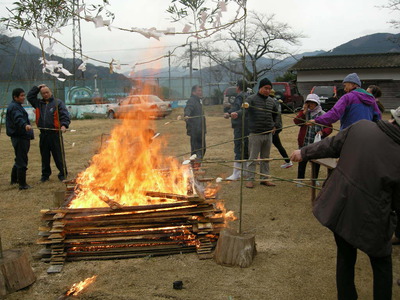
top-left (290, 53), bottom-right (400, 71)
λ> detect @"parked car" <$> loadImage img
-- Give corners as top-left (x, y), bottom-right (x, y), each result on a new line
top-left (310, 86), bottom-right (339, 111)
top-left (106, 95), bottom-right (172, 119)
top-left (223, 82), bottom-right (304, 113)
top-left (272, 82), bottom-right (304, 113)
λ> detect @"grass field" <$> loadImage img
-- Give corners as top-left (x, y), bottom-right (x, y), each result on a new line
top-left (0, 106), bottom-right (398, 299)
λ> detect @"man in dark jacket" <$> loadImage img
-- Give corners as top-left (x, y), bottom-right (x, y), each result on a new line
top-left (290, 110), bottom-right (400, 300)
top-left (6, 88), bottom-right (34, 190)
top-left (27, 84), bottom-right (71, 182)
top-left (245, 78), bottom-right (279, 188)
top-left (184, 85), bottom-right (206, 161)
top-left (223, 79), bottom-right (249, 180)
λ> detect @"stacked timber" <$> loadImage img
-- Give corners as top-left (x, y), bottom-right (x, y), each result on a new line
top-left (37, 199), bottom-right (225, 271)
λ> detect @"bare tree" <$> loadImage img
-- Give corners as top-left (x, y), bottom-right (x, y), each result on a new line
top-left (384, 0), bottom-right (400, 28)
top-left (197, 11), bottom-right (303, 85)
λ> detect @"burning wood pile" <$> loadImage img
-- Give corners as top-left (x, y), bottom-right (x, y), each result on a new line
top-left (36, 112), bottom-right (233, 272)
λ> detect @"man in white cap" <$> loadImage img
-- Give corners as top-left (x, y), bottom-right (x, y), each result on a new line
top-left (308, 73), bottom-right (381, 130)
top-left (290, 106), bottom-right (400, 299)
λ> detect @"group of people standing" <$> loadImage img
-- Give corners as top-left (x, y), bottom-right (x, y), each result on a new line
top-left (6, 85), bottom-right (71, 190)
top-left (184, 72), bottom-right (400, 299)
top-left (222, 78), bottom-right (293, 187)
top-left (222, 77), bottom-right (329, 188)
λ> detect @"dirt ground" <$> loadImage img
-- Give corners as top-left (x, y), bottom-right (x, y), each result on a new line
top-left (0, 106), bottom-right (399, 300)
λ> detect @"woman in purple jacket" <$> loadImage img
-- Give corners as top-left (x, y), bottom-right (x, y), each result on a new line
top-left (308, 73), bottom-right (381, 130)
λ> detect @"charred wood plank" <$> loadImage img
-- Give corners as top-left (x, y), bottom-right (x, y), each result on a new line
top-left (66, 248), bottom-right (196, 261)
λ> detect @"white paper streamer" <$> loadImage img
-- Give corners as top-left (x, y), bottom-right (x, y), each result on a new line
top-left (182, 24), bottom-right (191, 33)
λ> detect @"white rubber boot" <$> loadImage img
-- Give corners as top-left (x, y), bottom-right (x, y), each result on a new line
top-left (226, 162), bottom-right (242, 180)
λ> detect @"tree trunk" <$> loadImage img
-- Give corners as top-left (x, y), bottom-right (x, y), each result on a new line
top-left (0, 249), bottom-right (36, 296)
top-left (214, 229), bottom-right (256, 268)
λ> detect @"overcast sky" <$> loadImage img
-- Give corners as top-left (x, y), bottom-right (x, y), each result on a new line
top-left (0, 0), bottom-right (399, 73)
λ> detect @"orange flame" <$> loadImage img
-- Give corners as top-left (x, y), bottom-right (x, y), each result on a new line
top-left (65, 275), bottom-right (97, 296)
top-left (204, 182), bottom-right (221, 198)
top-left (215, 202), bottom-right (237, 223)
top-left (224, 210), bottom-right (237, 222)
top-left (70, 112), bottom-right (190, 208)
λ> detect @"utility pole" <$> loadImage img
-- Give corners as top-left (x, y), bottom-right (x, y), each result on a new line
top-left (189, 42), bottom-right (193, 88)
top-left (72, 0), bottom-right (84, 85)
top-left (168, 51), bottom-right (171, 99)
top-left (209, 56), bottom-right (212, 97)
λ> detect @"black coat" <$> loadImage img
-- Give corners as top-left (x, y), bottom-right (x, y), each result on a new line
top-left (184, 95), bottom-right (206, 136)
top-left (27, 86), bottom-right (70, 129)
top-left (247, 93), bottom-right (278, 134)
top-left (301, 120), bottom-right (400, 257)
top-left (6, 100), bottom-right (34, 140)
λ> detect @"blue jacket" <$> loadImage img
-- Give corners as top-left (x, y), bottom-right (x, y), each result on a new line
top-left (27, 86), bottom-right (70, 130)
top-left (227, 91), bottom-right (248, 129)
top-left (315, 88), bottom-right (381, 130)
top-left (6, 100), bottom-right (34, 139)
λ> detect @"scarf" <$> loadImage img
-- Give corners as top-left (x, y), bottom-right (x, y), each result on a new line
top-left (307, 105), bottom-right (323, 120)
top-left (377, 120), bottom-right (400, 145)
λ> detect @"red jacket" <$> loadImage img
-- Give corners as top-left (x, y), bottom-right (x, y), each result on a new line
top-left (293, 110), bottom-right (333, 148)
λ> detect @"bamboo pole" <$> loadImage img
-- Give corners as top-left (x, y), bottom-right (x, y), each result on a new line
top-left (0, 235), bottom-right (3, 259)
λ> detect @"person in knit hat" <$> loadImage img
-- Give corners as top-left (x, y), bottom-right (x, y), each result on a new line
top-left (308, 72), bottom-right (381, 130)
top-left (290, 106), bottom-right (400, 299)
top-left (293, 94), bottom-right (332, 186)
top-left (244, 78), bottom-right (279, 188)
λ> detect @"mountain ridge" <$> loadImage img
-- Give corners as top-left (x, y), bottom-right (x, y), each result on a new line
top-left (1, 32), bottom-right (399, 82)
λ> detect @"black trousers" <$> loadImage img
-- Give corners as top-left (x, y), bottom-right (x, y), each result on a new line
top-left (297, 159), bottom-right (320, 179)
top-left (272, 133), bottom-right (289, 163)
top-left (39, 132), bottom-right (67, 179)
top-left (233, 127), bottom-right (249, 160)
top-left (334, 233), bottom-right (392, 300)
top-left (190, 133), bottom-right (206, 159)
top-left (11, 137), bottom-right (30, 170)
top-left (395, 210), bottom-right (400, 238)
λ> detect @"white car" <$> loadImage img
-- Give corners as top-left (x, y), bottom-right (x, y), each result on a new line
top-left (106, 95), bottom-right (172, 119)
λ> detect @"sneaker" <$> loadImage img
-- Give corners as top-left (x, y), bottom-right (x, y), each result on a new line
top-left (294, 180), bottom-right (304, 187)
top-left (281, 162), bottom-right (293, 169)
